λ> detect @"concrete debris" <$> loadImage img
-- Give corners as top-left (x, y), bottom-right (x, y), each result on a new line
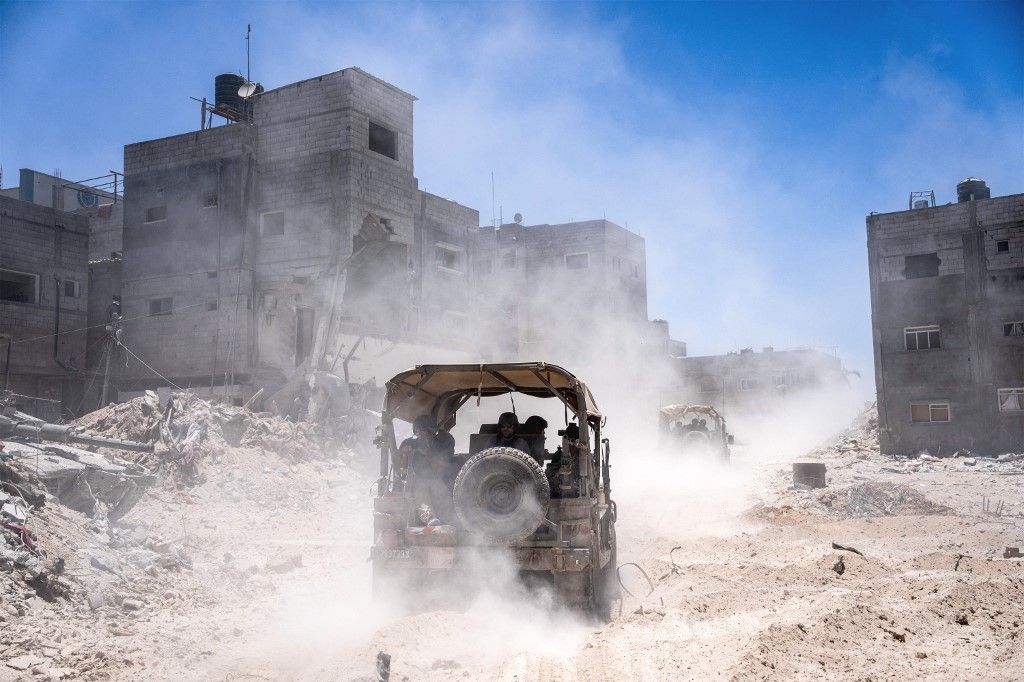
top-left (1003, 547), bottom-right (1022, 559)
top-left (6, 654), bottom-right (45, 670)
top-left (962, 458), bottom-right (977, 466)
top-left (265, 554), bottom-right (303, 574)
top-left (818, 482), bottom-right (952, 518)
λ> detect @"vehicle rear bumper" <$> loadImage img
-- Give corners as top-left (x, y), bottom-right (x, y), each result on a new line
top-left (371, 545), bottom-right (592, 572)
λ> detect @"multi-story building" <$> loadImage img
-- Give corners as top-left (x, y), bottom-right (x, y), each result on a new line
top-left (668, 346), bottom-right (846, 415)
top-left (0, 195), bottom-right (90, 419)
top-left (866, 178), bottom-right (1024, 456)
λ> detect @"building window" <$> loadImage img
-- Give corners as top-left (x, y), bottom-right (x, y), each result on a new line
top-left (740, 378), bottom-right (759, 390)
top-left (63, 279), bottom-right (80, 298)
top-left (632, 264), bottom-right (640, 278)
top-left (612, 256), bottom-right (621, 271)
top-left (203, 194), bottom-right (218, 208)
top-left (910, 402), bottom-right (950, 423)
top-left (435, 244), bottom-right (462, 272)
top-left (368, 121), bottom-right (397, 160)
top-left (903, 253), bottom-right (940, 279)
top-left (149, 297), bottom-right (173, 316)
top-left (261, 211), bottom-right (285, 237)
top-left (0, 269), bottom-right (39, 304)
top-left (206, 300), bottom-right (219, 312)
top-left (905, 325), bottom-right (941, 350)
top-left (502, 251), bottom-right (516, 269)
top-left (1004, 321), bottom-right (1024, 337)
top-left (565, 253), bottom-right (589, 270)
top-left (998, 388), bottom-right (1024, 413)
top-left (699, 377), bottom-right (720, 392)
top-left (295, 307), bottom-right (314, 367)
top-left (996, 240), bottom-right (1009, 253)
top-left (772, 375), bottom-right (787, 388)
top-left (207, 271), bottom-right (218, 278)
top-left (145, 206), bottom-right (167, 223)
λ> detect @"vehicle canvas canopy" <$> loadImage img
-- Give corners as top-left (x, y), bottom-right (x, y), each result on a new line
top-left (383, 362), bottom-right (602, 431)
top-left (659, 404), bottom-right (725, 430)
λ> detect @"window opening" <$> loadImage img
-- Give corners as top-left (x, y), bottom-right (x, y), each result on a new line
top-left (149, 298), bottom-right (173, 316)
top-left (565, 253), bottom-right (589, 270)
top-left (910, 402), bottom-right (950, 423)
top-left (435, 245), bottom-right (461, 272)
top-left (904, 325), bottom-right (941, 350)
top-left (903, 253), bottom-right (940, 279)
top-left (1004, 321), bottom-right (1024, 337)
top-left (740, 378), bottom-right (759, 390)
top-left (368, 122), bottom-right (397, 160)
top-left (996, 240), bottom-right (1009, 253)
top-left (998, 388), bottom-right (1024, 412)
top-left (0, 269), bottom-right (39, 304)
top-left (206, 301), bottom-right (219, 312)
top-left (63, 280), bottom-right (80, 298)
top-left (145, 206), bottom-right (167, 223)
top-left (203, 194), bottom-right (218, 208)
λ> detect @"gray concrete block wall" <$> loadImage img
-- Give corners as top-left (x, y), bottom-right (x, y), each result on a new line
top-left (0, 196), bottom-right (90, 375)
top-left (867, 192), bottom-right (1024, 455)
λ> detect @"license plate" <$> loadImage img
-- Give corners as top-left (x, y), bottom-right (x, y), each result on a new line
top-left (377, 547), bottom-right (413, 561)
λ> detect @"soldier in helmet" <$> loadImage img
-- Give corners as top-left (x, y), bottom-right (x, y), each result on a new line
top-left (400, 414), bottom-right (456, 525)
top-left (495, 412), bottom-right (530, 454)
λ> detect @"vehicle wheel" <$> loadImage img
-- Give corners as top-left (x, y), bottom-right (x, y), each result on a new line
top-left (453, 447), bottom-right (550, 542)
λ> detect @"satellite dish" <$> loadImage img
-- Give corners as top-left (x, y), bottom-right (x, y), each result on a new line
top-left (238, 81), bottom-right (259, 98)
top-left (513, 212), bottom-right (523, 224)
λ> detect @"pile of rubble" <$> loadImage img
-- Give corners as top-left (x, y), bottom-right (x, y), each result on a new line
top-left (818, 481), bottom-right (953, 518)
top-left (74, 391), bottom-right (369, 481)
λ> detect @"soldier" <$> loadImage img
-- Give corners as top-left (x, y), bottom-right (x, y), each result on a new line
top-left (522, 415), bottom-right (549, 465)
top-left (495, 412), bottom-right (530, 454)
top-left (401, 415), bottom-right (456, 524)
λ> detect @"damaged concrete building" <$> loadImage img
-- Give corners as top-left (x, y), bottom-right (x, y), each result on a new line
top-left (111, 67), bottom-right (681, 406)
top-left (669, 346), bottom-right (847, 415)
top-left (867, 179), bottom-right (1024, 456)
top-left (0, 195), bottom-right (91, 419)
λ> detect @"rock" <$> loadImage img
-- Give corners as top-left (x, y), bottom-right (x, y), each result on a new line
top-left (1, 501), bottom-right (30, 523)
top-left (6, 655), bottom-right (45, 671)
top-left (44, 667), bottom-right (77, 680)
top-left (963, 458), bottom-right (977, 466)
top-left (955, 613), bottom-right (969, 625)
top-left (121, 598), bottom-right (144, 611)
top-left (918, 453), bottom-right (938, 462)
top-left (87, 592), bottom-right (105, 610)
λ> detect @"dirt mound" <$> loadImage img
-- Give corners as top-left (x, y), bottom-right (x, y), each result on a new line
top-left (818, 481), bottom-right (952, 518)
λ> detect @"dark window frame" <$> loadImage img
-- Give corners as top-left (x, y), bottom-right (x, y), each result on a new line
top-left (368, 121), bottom-right (397, 160)
top-left (261, 211), bottom-right (285, 237)
top-left (149, 297), bottom-right (173, 316)
top-left (904, 325), bottom-right (941, 351)
top-left (903, 252), bottom-right (941, 279)
top-left (145, 205), bottom-right (167, 223)
top-left (565, 252), bottom-right (590, 270)
top-left (0, 268), bottom-right (40, 304)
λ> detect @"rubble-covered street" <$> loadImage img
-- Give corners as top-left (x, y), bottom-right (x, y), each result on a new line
top-left (0, 397), bottom-right (1019, 680)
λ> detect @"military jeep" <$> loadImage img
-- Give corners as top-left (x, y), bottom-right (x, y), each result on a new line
top-left (371, 363), bottom-right (619, 618)
top-left (659, 403), bottom-right (733, 463)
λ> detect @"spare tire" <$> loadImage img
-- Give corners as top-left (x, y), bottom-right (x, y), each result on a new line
top-left (453, 447), bottom-right (550, 541)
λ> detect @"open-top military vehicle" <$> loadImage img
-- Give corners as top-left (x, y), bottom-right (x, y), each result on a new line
top-left (659, 403), bottom-right (733, 463)
top-left (371, 362), bottom-right (619, 618)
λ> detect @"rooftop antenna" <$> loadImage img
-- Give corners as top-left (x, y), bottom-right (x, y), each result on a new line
top-left (246, 24), bottom-right (251, 83)
top-left (491, 172), bottom-right (496, 228)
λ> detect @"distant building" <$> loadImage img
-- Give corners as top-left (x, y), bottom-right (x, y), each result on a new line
top-left (0, 195), bottom-right (90, 419)
top-left (670, 346), bottom-right (846, 415)
top-left (866, 179), bottom-right (1024, 455)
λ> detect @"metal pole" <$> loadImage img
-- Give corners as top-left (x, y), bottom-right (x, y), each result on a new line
top-left (1, 334), bottom-right (11, 392)
top-left (100, 338), bottom-right (112, 407)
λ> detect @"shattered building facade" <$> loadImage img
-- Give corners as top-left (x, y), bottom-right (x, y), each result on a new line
top-left (0, 196), bottom-right (91, 419)
top-left (113, 67), bottom-right (682, 405)
top-left (867, 179), bottom-right (1024, 456)
top-left (668, 346), bottom-right (846, 415)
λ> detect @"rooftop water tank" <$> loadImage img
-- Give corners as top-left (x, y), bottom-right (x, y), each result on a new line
top-left (956, 178), bottom-right (990, 203)
top-left (214, 73), bottom-right (247, 121)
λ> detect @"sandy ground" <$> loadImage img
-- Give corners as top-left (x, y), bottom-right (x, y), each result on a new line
top-left (2, 406), bottom-right (1022, 681)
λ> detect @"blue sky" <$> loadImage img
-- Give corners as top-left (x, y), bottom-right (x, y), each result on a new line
top-left (2, 1), bottom-right (1021, 397)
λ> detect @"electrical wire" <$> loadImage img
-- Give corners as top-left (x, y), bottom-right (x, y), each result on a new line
top-left (118, 342), bottom-right (184, 391)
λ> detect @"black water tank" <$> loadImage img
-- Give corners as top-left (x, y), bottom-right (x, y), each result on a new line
top-left (957, 178), bottom-right (990, 203)
top-left (214, 73), bottom-right (246, 118)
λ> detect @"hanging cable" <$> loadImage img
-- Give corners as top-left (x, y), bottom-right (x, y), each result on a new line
top-left (118, 342), bottom-right (184, 391)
